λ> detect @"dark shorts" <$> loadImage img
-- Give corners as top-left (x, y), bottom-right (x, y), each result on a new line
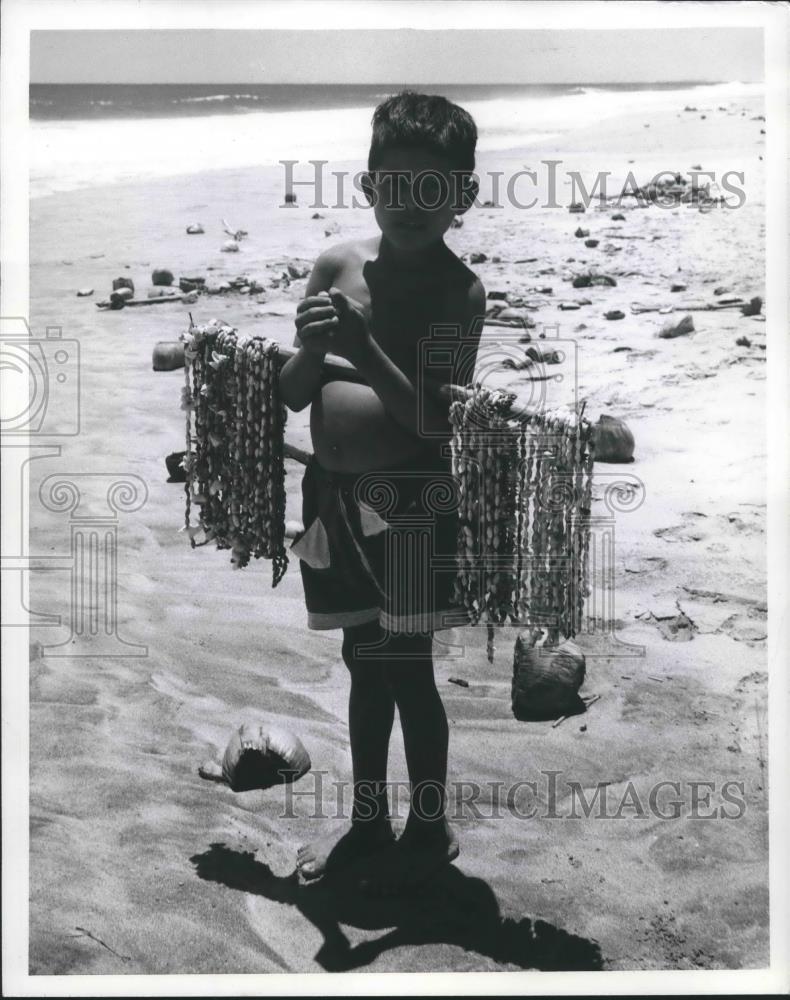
top-left (292, 448), bottom-right (465, 633)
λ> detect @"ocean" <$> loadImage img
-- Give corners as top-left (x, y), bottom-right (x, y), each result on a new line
top-left (29, 81), bottom-right (760, 198)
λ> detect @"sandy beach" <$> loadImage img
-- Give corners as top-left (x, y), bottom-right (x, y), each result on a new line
top-left (27, 90), bottom-right (769, 974)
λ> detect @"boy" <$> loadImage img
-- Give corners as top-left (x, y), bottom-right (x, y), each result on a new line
top-left (279, 91), bottom-right (485, 894)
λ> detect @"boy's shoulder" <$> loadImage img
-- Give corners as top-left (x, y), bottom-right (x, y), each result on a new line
top-left (314, 237), bottom-right (380, 274)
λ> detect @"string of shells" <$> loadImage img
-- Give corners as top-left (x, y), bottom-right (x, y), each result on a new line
top-left (180, 318), bottom-right (288, 585)
top-left (449, 385), bottom-right (595, 658)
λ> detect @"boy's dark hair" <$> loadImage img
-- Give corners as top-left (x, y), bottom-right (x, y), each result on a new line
top-left (368, 91), bottom-right (477, 173)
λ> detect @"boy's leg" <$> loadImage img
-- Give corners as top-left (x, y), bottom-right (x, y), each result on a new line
top-left (296, 619), bottom-right (396, 880)
top-left (364, 631), bottom-right (458, 892)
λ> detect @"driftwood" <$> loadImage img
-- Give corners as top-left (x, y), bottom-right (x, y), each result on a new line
top-left (99, 294), bottom-right (190, 310)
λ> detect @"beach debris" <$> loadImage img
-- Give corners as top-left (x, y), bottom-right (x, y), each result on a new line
top-left (112, 277), bottom-right (134, 293)
top-left (287, 262), bottom-right (310, 280)
top-left (152, 341), bottom-right (186, 371)
top-left (736, 336), bottom-right (752, 348)
top-left (152, 269), bottom-right (175, 286)
top-left (611, 213), bottom-right (626, 221)
top-left (584, 239), bottom-right (599, 248)
top-left (111, 287), bottom-right (134, 304)
top-left (483, 199), bottom-right (495, 207)
top-left (671, 283), bottom-right (687, 292)
top-left (525, 346), bottom-right (562, 365)
top-left (221, 240), bottom-right (240, 253)
top-left (186, 223), bottom-right (205, 235)
top-left (182, 291), bottom-right (199, 305)
top-left (470, 252), bottom-right (487, 264)
top-left (573, 273), bottom-right (617, 288)
top-left (691, 164), bottom-right (703, 170)
top-left (559, 301), bottom-right (581, 310)
top-left (284, 192), bottom-right (297, 205)
top-left (76, 288), bottom-right (94, 297)
top-left (448, 677), bottom-right (469, 688)
top-left (569, 202), bottom-right (586, 213)
top-left (593, 414), bottom-right (635, 463)
top-left (107, 293), bottom-right (126, 310)
top-left (324, 222), bottom-right (340, 237)
top-left (713, 286), bottom-right (730, 296)
top-left (740, 296), bottom-right (763, 316)
top-left (487, 290), bottom-right (508, 300)
top-left (179, 279), bottom-right (200, 293)
top-left (199, 723), bottom-right (311, 792)
top-left (511, 631), bottom-right (586, 722)
top-left (147, 287), bottom-right (178, 298)
top-left (311, 212), bottom-right (324, 219)
top-left (222, 219), bottom-right (248, 241)
top-left (451, 217), bottom-right (464, 228)
top-left (574, 227), bottom-right (590, 238)
top-left (658, 314), bottom-right (694, 338)
top-left (166, 451), bottom-right (187, 482)
top-left (604, 310), bottom-right (625, 321)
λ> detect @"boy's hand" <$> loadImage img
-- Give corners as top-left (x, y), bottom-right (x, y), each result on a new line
top-left (294, 291), bottom-right (338, 357)
top-left (327, 287), bottom-right (373, 365)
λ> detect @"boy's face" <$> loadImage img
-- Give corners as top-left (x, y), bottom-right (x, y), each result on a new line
top-left (366, 146), bottom-right (468, 252)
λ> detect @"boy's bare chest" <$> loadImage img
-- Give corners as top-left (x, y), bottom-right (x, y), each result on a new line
top-left (335, 261), bottom-right (459, 376)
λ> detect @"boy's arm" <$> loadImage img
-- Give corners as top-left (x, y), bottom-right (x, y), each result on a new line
top-left (419, 278), bottom-right (486, 429)
top-left (332, 277), bottom-right (486, 439)
top-left (278, 251), bottom-right (339, 412)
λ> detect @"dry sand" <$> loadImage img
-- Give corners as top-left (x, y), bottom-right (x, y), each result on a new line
top-left (28, 97), bottom-right (769, 973)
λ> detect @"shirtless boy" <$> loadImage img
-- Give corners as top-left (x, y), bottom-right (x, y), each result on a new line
top-left (279, 91), bottom-right (485, 893)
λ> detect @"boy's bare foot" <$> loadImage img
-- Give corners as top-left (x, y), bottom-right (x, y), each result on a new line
top-left (359, 818), bottom-right (459, 896)
top-left (296, 819), bottom-right (395, 882)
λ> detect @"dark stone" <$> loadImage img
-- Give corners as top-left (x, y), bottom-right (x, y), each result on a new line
top-left (604, 310), bottom-right (625, 321)
top-left (152, 269), bottom-right (174, 286)
top-left (470, 252), bottom-right (487, 265)
top-left (112, 277), bottom-right (134, 293)
top-left (740, 296), bottom-right (763, 316)
top-left (166, 451), bottom-right (187, 482)
top-left (658, 314), bottom-right (694, 339)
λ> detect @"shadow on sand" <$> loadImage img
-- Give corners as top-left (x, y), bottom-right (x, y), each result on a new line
top-left (191, 842), bottom-right (604, 972)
